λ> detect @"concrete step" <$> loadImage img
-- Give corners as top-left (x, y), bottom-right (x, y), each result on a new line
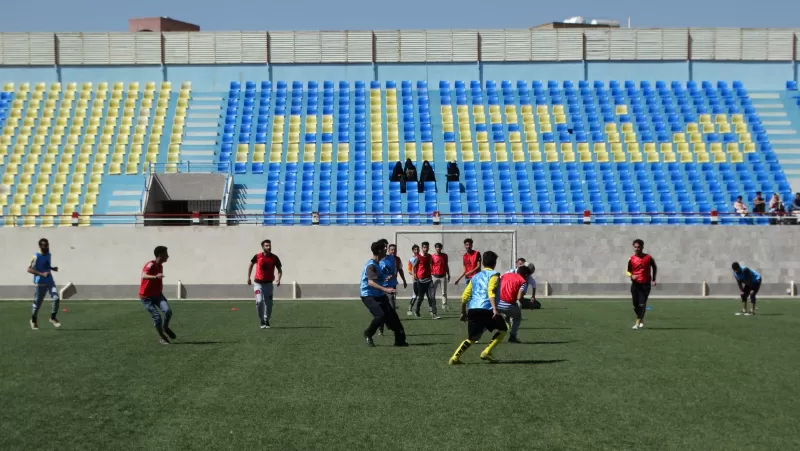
top-left (182, 139), bottom-right (217, 146)
top-left (192, 96), bottom-right (223, 101)
top-left (772, 147), bottom-right (800, 154)
top-left (185, 131), bottom-right (218, 137)
top-left (766, 129), bottom-right (797, 135)
top-left (763, 120), bottom-right (792, 126)
top-left (753, 103), bottom-right (784, 109)
top-left (188, 113), bottom-right (221, 119)
top-left (758, 112), bottom-right (788, 117)
top-left (785, 169), bottom-right (800, 175)
top-left (111, 190), bottom-right (142, 196)
top-left (181, 150), bottom-right (215, 156)
top-left (772, 139), bottom-right (800, 145)
top-left (185, 121), bottom-right (219, 128)
top-left (109, 200), bottom-right (140, 207)
top-left (190, 105), bottom-right (223, 110)
top-left (750, 93), bottom-right (780, 99)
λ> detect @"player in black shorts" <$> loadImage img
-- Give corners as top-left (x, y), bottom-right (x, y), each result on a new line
top-left (448, 251), bottom-right (507, 365)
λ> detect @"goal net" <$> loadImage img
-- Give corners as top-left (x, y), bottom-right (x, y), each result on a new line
top-left (393, 230), bottom-right (517, 274)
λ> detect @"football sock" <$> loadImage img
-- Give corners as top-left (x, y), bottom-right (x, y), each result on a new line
top-left (450, 339), bottom-right (473, 360)
top-left (483, 331), bottom-right (505, 355)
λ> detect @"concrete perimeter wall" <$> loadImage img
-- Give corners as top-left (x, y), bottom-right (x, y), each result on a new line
top-left (1, 226), bottom-right (798, 300)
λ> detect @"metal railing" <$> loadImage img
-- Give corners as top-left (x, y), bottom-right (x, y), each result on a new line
top-left (2, 211), bottom-right (798, 227)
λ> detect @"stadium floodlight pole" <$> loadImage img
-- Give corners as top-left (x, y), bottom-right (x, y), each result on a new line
top-left (393, 229), bottom-right (517, 271)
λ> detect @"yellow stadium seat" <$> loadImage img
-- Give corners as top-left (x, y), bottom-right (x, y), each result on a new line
top-left (663, 152), bottom-right (676, 163)
top-left (697, 152), bottom-right (710, 163)
top-left (596, 151), bottom-right (609, 163)
top-left (545, 152), bottom-right (558, 163)
top-left (529, 151), bottom-right (542, 163)
top-left (713, 152), bottom-right (726, 163)
top-left (693, 143), bottom-right (706, 153)
top-left (627, 142), bottom-right (640, 153)
top-left (125, 163), bottom-right (138, 174)
top-left (730, 152), bottom-right (743, 163)
top-left (579, 152), bottom-right (592, 163)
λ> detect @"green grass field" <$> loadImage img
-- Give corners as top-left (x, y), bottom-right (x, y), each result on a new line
top-left (1, 298), bottom-right (799, 451)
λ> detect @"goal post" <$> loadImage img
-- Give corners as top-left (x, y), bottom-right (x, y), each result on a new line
top-left (393, 230), bottom-right (517, 273)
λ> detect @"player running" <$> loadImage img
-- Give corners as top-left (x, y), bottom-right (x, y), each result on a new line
top-left (431, 243), bottom-right (450, 311)
top-left (361, 241), bottom-right (408, 347)
top-left (378, 240), bottom-right (407, 336)
top-left (247, 239), bottom-right (283, 329)
top-left (139, 246), bottom-right (176, 345)
top-left (732, 262), bottom-right (761, 316)
top-left (406, 244), bottom-right (420, 316)
top-left (411, 242), bottom-right (440, 319)
top-left (454, 238), bottom-right (481, 286)
top-left (27, 238), bottom-right (61, 330)
top-left (498, 265), bottom-right (532, 343)
top-left (448, 251), bottom-right (507, 365)
top-left (626, 239), bottom-right (657, 330)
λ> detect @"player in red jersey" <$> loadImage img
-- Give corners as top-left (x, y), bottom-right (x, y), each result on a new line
top-left (626, 239), bottom-right (657, 330)
top-left (454, 238), bottom-right (481, 285)
top-left (411, 242), bottom-right (440, 319)
top-left (430, 243), bottom-right (451, 311)
top-left (247, 239), bottom-right (283, 329)
top-left (498, 265), bottom-right (532, 343)
top-left (139, 246), bottom-right (175, 344)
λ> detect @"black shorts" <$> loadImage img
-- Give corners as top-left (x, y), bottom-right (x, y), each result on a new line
top-left (467, 308), bottom-right (507, 341)
top-left (631, 282), bottom-right (651, 305)
top-left (743, 281), bottom-right (762, 298)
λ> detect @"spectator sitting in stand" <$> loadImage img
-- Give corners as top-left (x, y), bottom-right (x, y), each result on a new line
top-left (752, 192), bottom-right (766, 215)
top-left (390, 161), bottom-right (405, 192)
top-left (789, 193), bottom-right (800, 216)
top-left (419, 160), bottom-right (436, 193)
top-left (769, 193), bottom-right (785, 215)
top-left (734, 196), bottom-right (748, 216)
top-left (446, 160), bottom-right (460, 192)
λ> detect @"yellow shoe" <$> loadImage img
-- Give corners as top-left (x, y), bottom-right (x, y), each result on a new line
top-left (49, 318), bottom-right (61, 328)
top-left (480, 352), bottom-right (499, 363)
top-left (448, 357), bottom-right (464, 365)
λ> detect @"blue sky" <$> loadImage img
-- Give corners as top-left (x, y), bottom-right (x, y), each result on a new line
top-left (2, 0), bottom-right (798, 32)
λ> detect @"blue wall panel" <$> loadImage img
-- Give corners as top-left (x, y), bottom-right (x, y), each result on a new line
top-left (60, 66), bottom-right (164, 85)
top-left (481, 62), bottom-right (584, 84)
top-left (0, 67), bottom-right (58, 84)
top-left (165, 64), bottom-right (269, 92)
top-left (690, 62), bottom-right (794, 90)
top-left (587, 62), bottom-right (689, 84)
top-left (270, 64), bottom-right (374, 85)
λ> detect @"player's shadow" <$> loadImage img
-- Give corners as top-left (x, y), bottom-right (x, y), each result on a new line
top-left (273, 326), bottom-right (333, 329)
top-left (172, 341), bottom-right (233, 345)
top-left (497, 359), bottom-right (567, 365)
top-left (522, 340), bottom-right (572, 345)
top-left (755, 313), bottom-right (783, 316)
top-left (646, 327), bottom-right (694, 330)
top-left (57, 328), bottom-right (111, 331)
top-left (410, 333), bottom-right (453, 336)
top-left (409, 342), bottom-right (448, 346)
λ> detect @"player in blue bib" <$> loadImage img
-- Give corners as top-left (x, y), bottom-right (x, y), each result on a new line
top-left (27, 238), bottom-right (61, 330)
top-left (360, 241), bottom-right (408, 348)
top-left (732, 262), bottom-right (762, 316)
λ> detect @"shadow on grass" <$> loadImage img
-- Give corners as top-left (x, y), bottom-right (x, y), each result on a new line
top-left (646, 327), bottom-right (695, 330)
top-left (57, 328), bottom-right (111, 331)
top-left (272, 326), bottom-right (334, 329)
top-left (410, 333), bottom-right (454, 337)
top-left (754, 313), bottom-right (783, 316)
top-left (522, 340), bottom-right (573, 345)
top-left (525, 327), bottom-right (572, 330)
top-left (172, 341), bottom-right (232, 345)
top-left (409, 342), bottom-right (449, 346)
top-left (497, 359), bottom-right (567, 365)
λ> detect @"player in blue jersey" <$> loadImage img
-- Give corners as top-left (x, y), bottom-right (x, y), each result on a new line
top-left (732, 262), bottom-right (762, 316)
top-left (377, 239), bottom-right (407, 336)
top-left (361, 241), bottom-right (408, 347)
top-left (448, 250), bottom-right (507, 365)
top-left (27, 238), bottom-right (61, 330)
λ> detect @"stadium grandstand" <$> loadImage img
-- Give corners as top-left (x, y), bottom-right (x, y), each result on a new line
top-left (1, 26), bottom-right (800, 227)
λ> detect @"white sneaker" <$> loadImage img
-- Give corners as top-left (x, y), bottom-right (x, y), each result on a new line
top-left (632, 323), bottom-right (640, 330)
top-left (431, 313), bottom-right (441, 320)
top-left (638, 322), bottom-right (645, 329)
top-left (406, 310), bottom-right (413, 316)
